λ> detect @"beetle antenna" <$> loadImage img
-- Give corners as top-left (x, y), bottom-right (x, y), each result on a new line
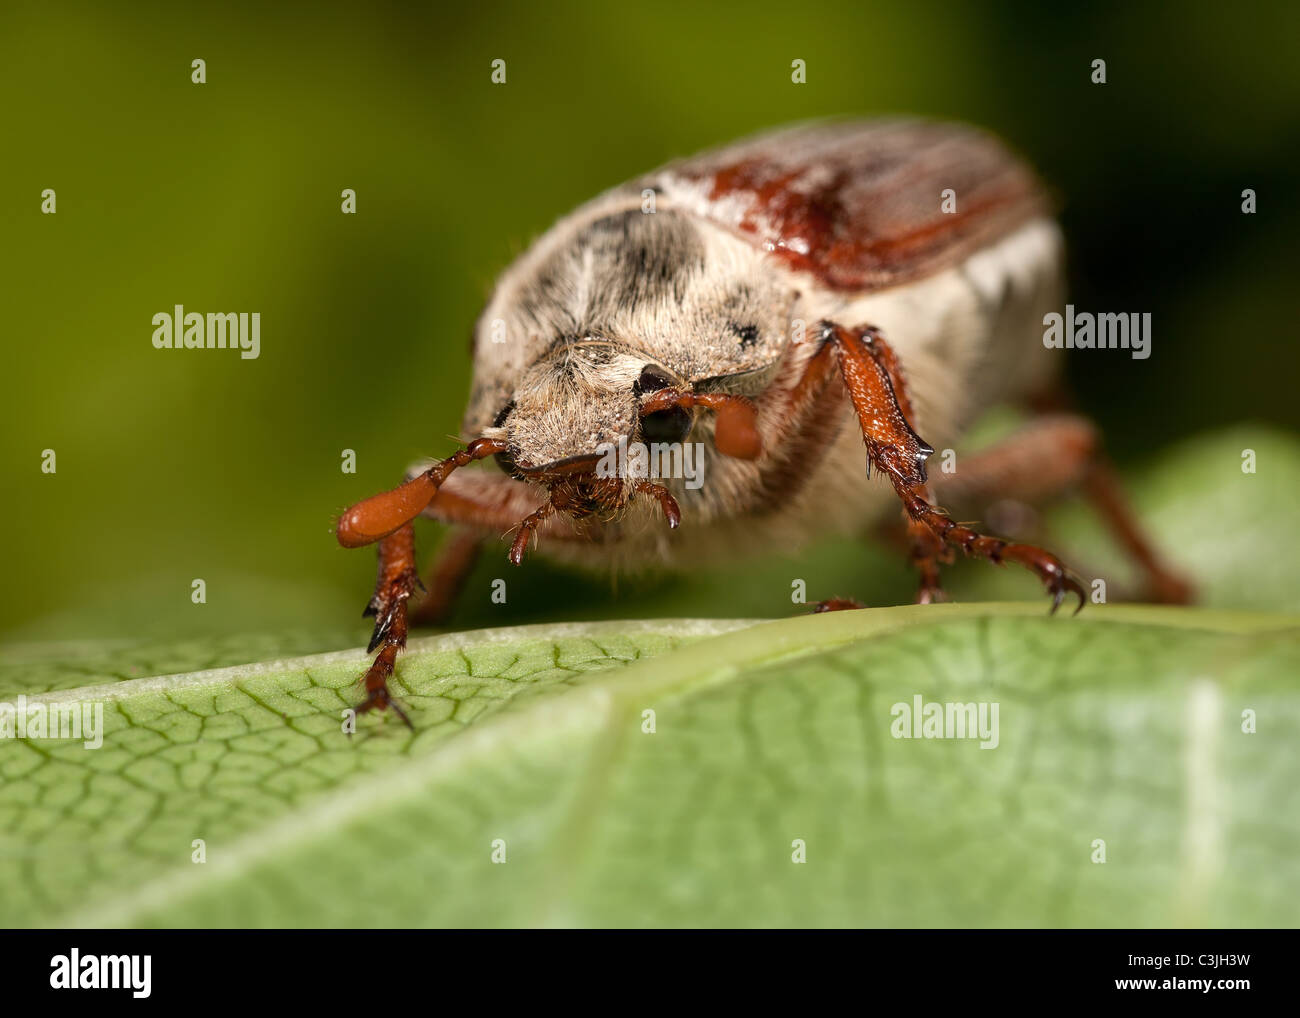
top-left (638, 390), bottom-right (762, 459)
top-left (337, 437), bottom-right (509, 549)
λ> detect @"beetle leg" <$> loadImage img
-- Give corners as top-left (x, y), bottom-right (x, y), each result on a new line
top-left (356, 521), bottom-right (418, 727)
top-left (633, 480), bottom-right (682, 529)
top-left (856, 326), bottom-right (953, 603)
top-left (932, 414), bottom-right (1099, 505)
top-left (1078, 457), bottom-right (1194, 604)
top-left (794, 322), bottom-right (949, 602)
top-left (338, 438), bottom-right (508, 723)
top-left (336, 437), bottom-right (508, 549)
top-left (818, 320), bottom-right (1085, 613)
top-left (935, 410), bottom-right (1193, 604)
top-left (813, 597), bottom-right (867, 612)
top-left (508, 501), bottom-right (557, 565)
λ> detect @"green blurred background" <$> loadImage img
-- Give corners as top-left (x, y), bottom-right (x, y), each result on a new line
top-left (3, 0), bottom-right (1298, 648)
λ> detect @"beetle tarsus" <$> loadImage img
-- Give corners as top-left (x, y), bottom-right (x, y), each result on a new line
top-left (352, 522), bottom-right (418, 725)
top-left (355, 677), bottom-right (413, 730)
top-left (812, 597), bottom-right (867, 613)
top-left (898, 492), bottom-right (1087, 615)
top-left (915, 582), bottom-right (950, 605)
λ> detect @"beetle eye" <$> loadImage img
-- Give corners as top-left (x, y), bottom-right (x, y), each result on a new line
top-left (494, 448), bottom-right (523, 478)
top-left (641, 406), bottom-right (693, 445)
top-left (635, 366), bottom-right (691, 444)
top-left (492, 400), bottom-right (523, 478)
top-left (634, 366), bottom-right (674, 394)
top-left (493, 400), bottom-right (516, 428)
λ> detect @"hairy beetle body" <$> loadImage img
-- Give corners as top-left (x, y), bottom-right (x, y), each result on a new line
top-left (440, 120), bottom-right (1063, 570)
top-left (336, 119), bottom-right (1190, 721)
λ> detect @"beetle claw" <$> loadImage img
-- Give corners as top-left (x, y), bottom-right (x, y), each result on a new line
top-left (812, 597), bottom-right (867, 613)
top-left (1050, 574), bottom-right (1087, 616)
top-left (355, 681), bottom-right (413, 730)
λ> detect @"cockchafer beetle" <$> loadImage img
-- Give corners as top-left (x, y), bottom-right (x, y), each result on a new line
top-left (336, 119), bottom-right (1192, 723)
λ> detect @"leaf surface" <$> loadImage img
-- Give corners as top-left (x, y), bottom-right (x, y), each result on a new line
top-left (2, 607), bottom-right (1295, 928)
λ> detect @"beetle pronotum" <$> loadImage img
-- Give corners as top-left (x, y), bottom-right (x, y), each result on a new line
top-left (336, 119), bottom-right (1192, 724)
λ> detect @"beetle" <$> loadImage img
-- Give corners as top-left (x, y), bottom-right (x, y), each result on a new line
top-left (336, 118), bottom-right (1192, 724)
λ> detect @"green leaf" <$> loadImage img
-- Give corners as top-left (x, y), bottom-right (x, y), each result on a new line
top-left (2, 606), bottom-right (1295, 928)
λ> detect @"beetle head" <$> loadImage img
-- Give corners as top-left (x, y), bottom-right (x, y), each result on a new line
top-left (337, 340), bottom-right (762, 561)
top-left (476, 340), bottom-right (760, 555)
top-left (439, 209), bottom-right (785, 560)
top-left (491, 341), bottom-right (646, 478)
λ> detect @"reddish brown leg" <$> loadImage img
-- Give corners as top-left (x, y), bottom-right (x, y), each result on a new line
top-left (337, 438), bottom-right (507, 722)
top-left (935, 412), bottom-right (1193, 605)
top-left (409, 527), bottom-right (483, 626)
top-left (861, 327), bottom-right (952, 603)
top-left (336, 438), bottom-right (507, 549)
top-left (791, 323), bottom-right (947, 607)
top-left (933, 415), bottom-right (1099, 504)
top-left (633, 480), bottom-right (682, 528)
top-left (815, 320), bottom-right (1085, 613)
top-left (813, 597), bottom-right (866, 613)
top-left (1024, 388), bottom-right (1193, 604)
top-left (1080, 460), bottom-right (1194, 604)
top-left (508, 500), bottom-right (557, 565)
top-left (357, 522), bottom-right (418, 727)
